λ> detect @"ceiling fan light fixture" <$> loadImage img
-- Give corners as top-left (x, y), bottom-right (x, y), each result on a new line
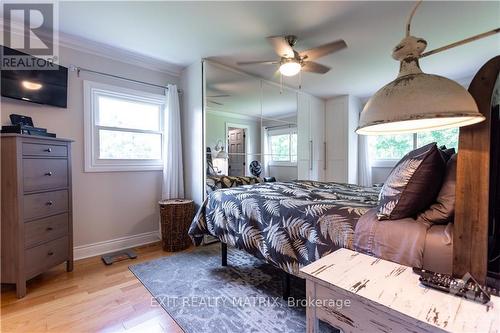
top-left (279, 60), bottom-right (301, 77)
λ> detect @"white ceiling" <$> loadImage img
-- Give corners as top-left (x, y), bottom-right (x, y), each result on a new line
top-left (59, 1), bottom-right (499, 99)
top-left (205, 62), bottom-right (299, 119)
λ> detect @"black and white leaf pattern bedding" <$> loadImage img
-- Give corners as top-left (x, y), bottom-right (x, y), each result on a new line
top-left (189, 181), bottom-right (380, 275)
top-left (206, 175), bottom-right (262, 194)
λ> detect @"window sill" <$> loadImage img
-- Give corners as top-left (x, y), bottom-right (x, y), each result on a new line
top-left (84, 164), bottom-right (163, 173)
top-left (268, 162), bottom-right (298, 167)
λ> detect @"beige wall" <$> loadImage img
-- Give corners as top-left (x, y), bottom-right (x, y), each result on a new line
top-left (0, 45), bottom-right (179, 250)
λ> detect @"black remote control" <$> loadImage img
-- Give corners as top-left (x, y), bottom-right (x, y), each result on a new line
top-left (412, 267), bottom-right (498, 304)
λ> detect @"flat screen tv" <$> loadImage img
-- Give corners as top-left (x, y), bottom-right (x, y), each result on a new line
top-left (1, 46), bottom-right (68, 108)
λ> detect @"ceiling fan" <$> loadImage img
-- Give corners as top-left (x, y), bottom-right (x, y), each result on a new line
top-left (237, 35), bottom-right (347, 77)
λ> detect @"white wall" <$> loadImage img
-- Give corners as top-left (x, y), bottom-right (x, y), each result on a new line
top-left (267, 165), bottom-right (297, 181)
top-left (0, 44), bottom-right (179, 256)
top-left (372, 167), bottom-right (392, 184)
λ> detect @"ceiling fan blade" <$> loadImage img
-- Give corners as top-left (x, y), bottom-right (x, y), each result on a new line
top-left (267, 36), bottom-right (295, 58)
top-left (302, 61), bottom-right (331, 74)
top-left (300, 39), bottom-right (347, 61)
top-left (237, 60), bottom-right (278, 66)
top-left (208, 100), bottom-right (223, 106)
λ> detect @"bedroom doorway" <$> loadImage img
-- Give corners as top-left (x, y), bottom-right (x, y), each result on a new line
top-left (227, 127), bottom-right (246, 176)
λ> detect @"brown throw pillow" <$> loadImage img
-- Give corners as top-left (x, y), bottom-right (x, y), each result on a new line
top-left (377, 143), bottom-right (446, 220)
top-left (438, 145), bottom-right (456, 162)
top-left (418, 154), bottom-right (457, 224)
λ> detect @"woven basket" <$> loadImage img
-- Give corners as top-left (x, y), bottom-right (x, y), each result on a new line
top-left (159, 199), bottom-right (194, 252)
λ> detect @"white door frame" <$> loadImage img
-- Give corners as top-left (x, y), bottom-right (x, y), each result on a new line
top-left (225, 122), bottom-right (250, 176)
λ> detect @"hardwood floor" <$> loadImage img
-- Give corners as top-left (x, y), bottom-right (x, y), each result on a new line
top-left (1, 243), bottom-right (184, 333)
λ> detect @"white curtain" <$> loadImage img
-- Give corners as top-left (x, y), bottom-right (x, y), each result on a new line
top-left (357, 134), bottom-right (372, 187)
top-left (162, 84), bottom-right (184, 199)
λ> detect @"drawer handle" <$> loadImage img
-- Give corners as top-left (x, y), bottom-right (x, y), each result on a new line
top-left (46, 201), bottom-right (54, 206)
top-left (46, 227), bottom-right (53, 231)
top-left (44, 148), bottom-right (52, 153)
top-left (45, 172), bottom-right (53, 176)
top-left (48, 251), bottom-right (54, 256)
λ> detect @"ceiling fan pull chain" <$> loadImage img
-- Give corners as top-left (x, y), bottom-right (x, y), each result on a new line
top-left (280, 73), bottom-right (283, 94)
top-left (299, 71), bottom-right (302, 90)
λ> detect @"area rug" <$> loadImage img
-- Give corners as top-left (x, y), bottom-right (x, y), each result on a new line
top-left (129, 244), bottom-right (337, 333)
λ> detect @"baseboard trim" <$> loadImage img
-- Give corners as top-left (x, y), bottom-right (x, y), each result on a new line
top-left (74, 231), bottom-right (161, 260)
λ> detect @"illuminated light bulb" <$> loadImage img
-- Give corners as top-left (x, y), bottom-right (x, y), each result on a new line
top-left (279, 61), bottom-right (301, 77)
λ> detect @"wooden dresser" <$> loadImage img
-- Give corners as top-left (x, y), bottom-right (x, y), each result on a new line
top-left (1, 134), bottom-right (73, 298)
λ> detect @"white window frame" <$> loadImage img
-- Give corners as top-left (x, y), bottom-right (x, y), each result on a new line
top-left (84, 81), bottom-right (165, 172)
top-left (267, 127), bottom-right (298, 167)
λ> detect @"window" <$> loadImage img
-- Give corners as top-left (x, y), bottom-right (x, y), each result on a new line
top-left (84, 81), bottom-right (165, 172)
top-left (267, 127), bottom-right (297, 165)
top-left (369, 128), bottom-right (459, 166)
top-left (369, 133), bottom-right (414, 161)
top-left (416, 128), bottom-right (459, 150)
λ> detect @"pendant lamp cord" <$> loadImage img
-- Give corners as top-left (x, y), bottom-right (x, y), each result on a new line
top-left (406, 0), bottom-right (423, 37)
top-left (404, 0), bottom-right (498, 57)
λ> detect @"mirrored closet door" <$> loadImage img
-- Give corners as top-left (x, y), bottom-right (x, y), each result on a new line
top-left (261, 81), bottom-right (298, 183)
top-left (203, 61), bottom-right (323, 195)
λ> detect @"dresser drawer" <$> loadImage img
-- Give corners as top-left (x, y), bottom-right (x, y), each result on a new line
top-left (22, 143), bottom-right (67, 157)
top-left (25, 213), bottom-right (69, 249)
top-left (23, 159), bottom-right (68, 192)
top-left (25, 236), bottom-right (68, 279)
top-left (23, 190), bottom-right (68, 220)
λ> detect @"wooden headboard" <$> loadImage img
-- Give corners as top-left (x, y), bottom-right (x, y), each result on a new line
top-left (454, 56), bottom-right (500, 284)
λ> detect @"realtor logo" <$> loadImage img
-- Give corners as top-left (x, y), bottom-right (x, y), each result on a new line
top-left (2, 1), bottom-right (59, 70)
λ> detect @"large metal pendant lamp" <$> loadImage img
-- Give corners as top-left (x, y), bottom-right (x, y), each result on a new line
top-left (356, 1), bottom-right (498, 135)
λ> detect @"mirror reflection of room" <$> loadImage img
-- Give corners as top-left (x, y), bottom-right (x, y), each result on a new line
top-left (205, 62), bottom-right (298, 193)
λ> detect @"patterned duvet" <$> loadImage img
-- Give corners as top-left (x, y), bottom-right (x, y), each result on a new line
top-left (189, 181), bottom-right (380, 275)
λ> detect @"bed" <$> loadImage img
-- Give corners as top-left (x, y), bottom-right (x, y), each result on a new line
top-left (196, 116), bottom-right (459, 280)
top-left (354, 208), bottom-right (453, 274)
top-left (189, 180), bottom-right (453, 276)
top-left (205, 175), bottom-right (262, 194)
top-left (190, 180), bottom-right (384, 275)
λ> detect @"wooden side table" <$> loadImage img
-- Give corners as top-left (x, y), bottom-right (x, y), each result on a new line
top-left (158, 199), bottom-right (194, 252)
top-left (300, 248), bottom-right (500, 333)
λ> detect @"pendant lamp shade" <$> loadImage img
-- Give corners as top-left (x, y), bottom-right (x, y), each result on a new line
top-left (356, 72), bottom-right (484, 135)
top-left (356, 1), bottom-right (486, 135)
